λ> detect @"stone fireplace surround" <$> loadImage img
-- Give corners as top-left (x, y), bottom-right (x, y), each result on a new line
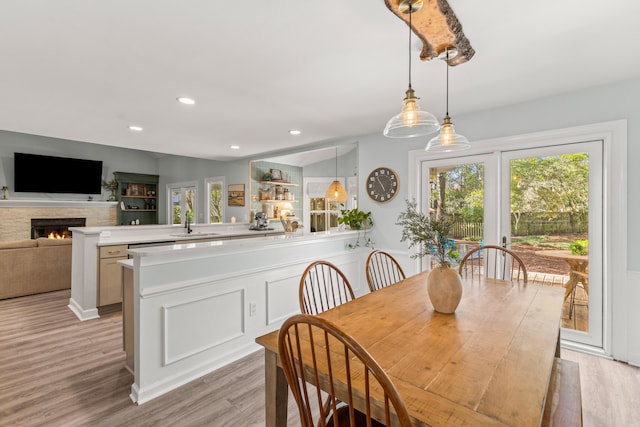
top-left (0, 200), bottom-right (117, 242)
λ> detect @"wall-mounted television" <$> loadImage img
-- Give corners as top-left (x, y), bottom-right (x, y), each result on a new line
top-left (14, 152), bottom-right (103, 194)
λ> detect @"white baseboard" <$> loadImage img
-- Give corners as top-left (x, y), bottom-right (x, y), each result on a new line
top-left (130, 343), bottom-right (261, 405)
top-left (67, 298), bottom-right (99, 321)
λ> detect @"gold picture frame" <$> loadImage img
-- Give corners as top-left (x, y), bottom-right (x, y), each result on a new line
top-left (228, 184), bottom-right (245, 206)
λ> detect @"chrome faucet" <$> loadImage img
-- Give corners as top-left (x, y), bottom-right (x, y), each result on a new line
top-left (185, 216), bottom-right (192, 234)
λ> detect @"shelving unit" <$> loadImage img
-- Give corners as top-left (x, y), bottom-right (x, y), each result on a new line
top-left (114, 172), bottom-right (160, 225)
top-left (256, 181), bottom-right (300, 220)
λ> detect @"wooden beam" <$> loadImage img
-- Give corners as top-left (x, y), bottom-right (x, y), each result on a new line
top-left (384, 0), bottom-right (475, 66)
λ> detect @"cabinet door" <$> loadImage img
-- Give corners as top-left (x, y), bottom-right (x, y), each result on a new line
top-left (99, 257), bottom-right (125, 305)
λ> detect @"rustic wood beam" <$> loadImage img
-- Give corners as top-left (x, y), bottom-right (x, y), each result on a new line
top-left (384, 0), bottom-right (474, 66)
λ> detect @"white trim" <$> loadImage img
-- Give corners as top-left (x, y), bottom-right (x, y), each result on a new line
top-left (0, 200), bottom-right (117, 208)
top-left (409, 120), bottom-right (627, 360)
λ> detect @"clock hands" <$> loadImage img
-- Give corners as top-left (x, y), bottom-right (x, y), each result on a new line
top-left (376, 176), bottom-right (386, 192)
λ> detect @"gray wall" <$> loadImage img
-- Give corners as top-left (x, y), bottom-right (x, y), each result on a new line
top-left (0, 130), bottom-right (158, 201)
top-left (156, 155), bottom-right (249, 223)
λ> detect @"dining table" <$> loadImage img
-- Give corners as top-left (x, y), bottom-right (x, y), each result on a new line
top-left (535, 250), bottom-right (589, 300)
top-left (255, 271), bottom-right (565, 427)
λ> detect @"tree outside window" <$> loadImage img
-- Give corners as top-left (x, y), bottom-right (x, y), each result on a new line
top-left (205, 176), bottom-right (224, 223)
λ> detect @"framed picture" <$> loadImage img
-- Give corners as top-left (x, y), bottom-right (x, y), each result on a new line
top-left (270, 169), bottom-right (282, 181)
top-left (228, 184), bottom-right (245, 206)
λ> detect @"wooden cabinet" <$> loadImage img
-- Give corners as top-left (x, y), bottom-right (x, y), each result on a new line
top-left (98, 244), bottom-right (128, 306)
top-left (114, 171), bottom-right (159, 225)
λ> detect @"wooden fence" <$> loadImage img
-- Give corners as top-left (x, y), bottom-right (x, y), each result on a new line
top-left (450, 216), bottom-right (587, 239)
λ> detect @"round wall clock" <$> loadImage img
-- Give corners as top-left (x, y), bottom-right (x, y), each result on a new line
top-left (366, 167), bottom-right (399, 203)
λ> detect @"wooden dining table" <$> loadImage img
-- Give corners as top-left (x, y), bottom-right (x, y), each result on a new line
top-left (255, 271), bottom-right (565, 427)
top-left (535, 250), bottom-right (589, 299)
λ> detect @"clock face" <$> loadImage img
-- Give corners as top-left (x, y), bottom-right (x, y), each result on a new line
top-left (367, 167), bottom-right (399, 203)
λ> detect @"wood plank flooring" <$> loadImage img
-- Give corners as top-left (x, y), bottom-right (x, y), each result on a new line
top-left (1, 289), bottom-right (638, 426)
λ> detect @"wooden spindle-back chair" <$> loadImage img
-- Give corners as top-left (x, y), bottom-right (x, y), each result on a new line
top-left (278, 314), bottom-right (412, 427)
top-left (458, 244), bottom-right (528, 284)
top-left (365, 250), bottom-right (406, 292)
top-left (299, 261), bottom-right (355, 315)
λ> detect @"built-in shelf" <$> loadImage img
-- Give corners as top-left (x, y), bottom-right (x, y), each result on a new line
top-left (260, 181), bottom-right (299, 187)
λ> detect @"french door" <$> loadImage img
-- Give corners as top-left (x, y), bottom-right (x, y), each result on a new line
top-left (420, 140), bottom-right (603, 348)
top-left (501, 141), bottom-right (602, 347)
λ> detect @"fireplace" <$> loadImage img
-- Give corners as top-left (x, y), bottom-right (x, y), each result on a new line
top-left (31, 218), bottom-right (86, 239)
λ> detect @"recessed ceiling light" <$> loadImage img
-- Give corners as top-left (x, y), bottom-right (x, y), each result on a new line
top-left (128, 125), bottom-right (143, 132)
top-left (177, 97), bottom-right (196, 105)
top-left (288, 129), bottom-right (301, 135)
top-left (229, 145), bottom-right (240, 150)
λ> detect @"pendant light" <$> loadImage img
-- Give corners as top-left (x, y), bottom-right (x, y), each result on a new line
top-left (425, 48), bottom-right (471, 152)
top-left (325, 147), bottom-right (347, 203)
top-left (383, 0), bottom-right (440, 138)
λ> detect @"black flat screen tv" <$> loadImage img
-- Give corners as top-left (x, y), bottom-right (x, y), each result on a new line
top-left (14, 152), bottom-right (103, 194)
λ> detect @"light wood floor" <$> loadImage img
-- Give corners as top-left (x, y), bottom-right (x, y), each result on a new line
top-left (1, 290), bottom-right (639, 427)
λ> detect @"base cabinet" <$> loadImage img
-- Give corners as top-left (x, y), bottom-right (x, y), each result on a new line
top-left (98, 245), bottom-right (128, 306)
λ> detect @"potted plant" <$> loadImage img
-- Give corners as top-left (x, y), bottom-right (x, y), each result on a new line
top-left (102, 177), bottom-right (119, 201)
top-left (569, 239), bottom-right (588, 256)
top-left (338, 206), bottom-right (374, 249)
top-left (396, 199), bottom-right (462, 313)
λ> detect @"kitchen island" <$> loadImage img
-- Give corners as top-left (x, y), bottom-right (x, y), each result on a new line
top-left (69, 223), bottom-right (368, 404)
top-left (68, 222), bottom-right (285, 321)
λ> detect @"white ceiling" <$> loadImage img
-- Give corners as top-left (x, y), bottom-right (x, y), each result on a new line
top-left (1, 0), bottom-right (640, 162)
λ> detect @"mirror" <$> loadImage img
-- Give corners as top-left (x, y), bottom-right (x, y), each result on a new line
top-left (249, 143), bottom-right (358, 232)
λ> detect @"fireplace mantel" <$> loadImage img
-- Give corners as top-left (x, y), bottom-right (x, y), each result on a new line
top-left (0, 200), bottom-right (117, 208)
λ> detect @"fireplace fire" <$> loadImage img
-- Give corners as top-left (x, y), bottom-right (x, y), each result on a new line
top-left (31, 218), bottom-right (86, 239)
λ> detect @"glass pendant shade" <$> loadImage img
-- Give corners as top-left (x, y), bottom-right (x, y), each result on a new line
top-left (384, 87), bottom-right (440, 138)
top-left (383, 0), bottom-right (439, 139)
top-left (325, 180), bottom-right (348, 203)
top-left (425, 115), bottom-right (471, 152)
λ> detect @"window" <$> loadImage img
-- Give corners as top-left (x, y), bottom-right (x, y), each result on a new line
top-left (167, 181), bottom-right (197, 225)
top-left (205, 176), bottom-right (224, 224)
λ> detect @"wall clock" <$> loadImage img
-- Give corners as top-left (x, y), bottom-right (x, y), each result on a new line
top-left (366, 167), bottom-right (399, 203)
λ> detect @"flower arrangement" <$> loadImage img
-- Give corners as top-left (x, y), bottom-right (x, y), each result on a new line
top-left (396, 199), bottom-right (459, 267)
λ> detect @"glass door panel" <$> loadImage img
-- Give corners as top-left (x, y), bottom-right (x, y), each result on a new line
top-left (421, 155), bottom-right (495, 270)
top-left (501, 141), bottom-right (602, 346)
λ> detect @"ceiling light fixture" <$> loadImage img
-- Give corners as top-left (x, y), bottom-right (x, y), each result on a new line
top-left (288, 129), bottom-right (301, 135)
top-left (128, 125), bottom-right (143, 132)
top-left (229, 145), bottom-right (240, 150)
top-left (383, 0), bottom-right (439, 139)
top-left (177, 97), bottom-right (196, 105)
top-left (325, 147), bottom-right (348, 203)
top-left (425, 48), bottom-right (471, 152)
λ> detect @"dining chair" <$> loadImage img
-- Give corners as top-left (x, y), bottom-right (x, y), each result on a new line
top-left (299, 260), bottom-right (356, 315)
top-left (365, 250), bottom-right (406, 292)
top-left (458, 244), bottom-right (528, 284)
top-left (278, 313), bottom-right (412, 427)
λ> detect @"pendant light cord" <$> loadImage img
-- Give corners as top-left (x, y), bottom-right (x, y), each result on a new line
top-left (408, 5), bottom-right (413, 89)
top-left (445, 49), bottom-right (449, 116)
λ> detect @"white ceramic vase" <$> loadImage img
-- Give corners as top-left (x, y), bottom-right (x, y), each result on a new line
top-left (427, 266), bottom-right (463, 314)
